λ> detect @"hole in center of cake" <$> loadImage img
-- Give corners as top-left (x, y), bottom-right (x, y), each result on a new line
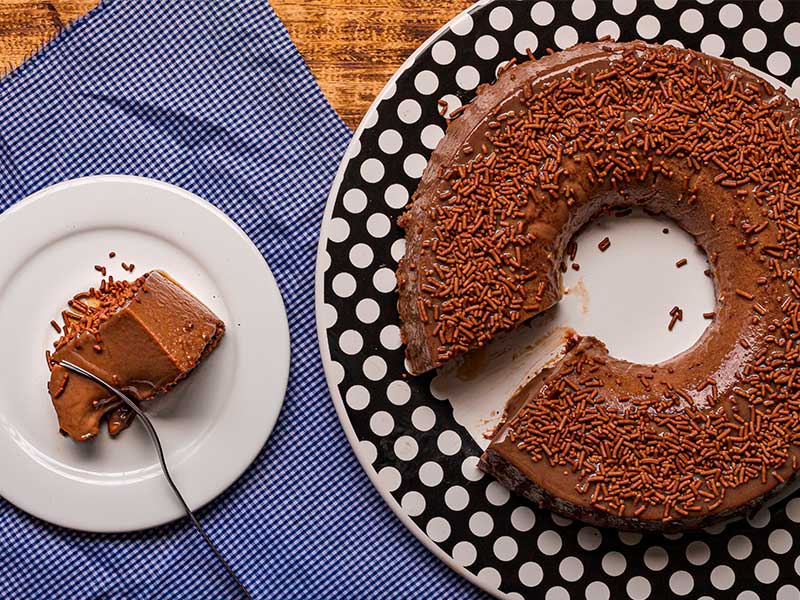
top-left (435, 208), bottom-right (717, 448)
top-left (561, 208), bottom-right (715, 364)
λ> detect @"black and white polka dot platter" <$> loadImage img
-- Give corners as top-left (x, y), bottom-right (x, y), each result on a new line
top-left (315, 1), bottom-right (800, 598)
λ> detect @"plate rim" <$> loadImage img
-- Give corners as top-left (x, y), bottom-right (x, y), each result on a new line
top-left (313, 1), bottom-right (505, 598)
top-left (0, 174), bottom-right (291, 533)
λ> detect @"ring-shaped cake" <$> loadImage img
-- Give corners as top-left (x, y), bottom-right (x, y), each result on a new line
top-left (397, 41), bottom-right (800, 530)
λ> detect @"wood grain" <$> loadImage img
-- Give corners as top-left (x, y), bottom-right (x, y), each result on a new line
top-left (0, 0), bottom-right (470, 129)
top-left (271, 0), bottom-right (473, 128)
top-left (0, 1), bottom-right (97, 70)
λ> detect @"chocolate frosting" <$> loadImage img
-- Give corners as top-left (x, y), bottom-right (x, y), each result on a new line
top-left (48, 270), bottom-right (224, 441)
top-left (397, 41), bottom-right (800, 529)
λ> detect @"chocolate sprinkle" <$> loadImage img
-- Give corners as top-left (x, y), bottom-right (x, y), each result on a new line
top-left (668, 305), bottom-right (684, 331)
top-left (49, 275), bottom-right (145, 357)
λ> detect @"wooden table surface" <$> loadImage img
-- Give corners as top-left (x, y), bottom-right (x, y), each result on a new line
top-left (0, 0), bottom-right (473, 129)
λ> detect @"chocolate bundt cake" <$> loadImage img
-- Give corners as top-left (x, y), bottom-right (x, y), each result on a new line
top-left (397, 40), bottom-right (800, 530)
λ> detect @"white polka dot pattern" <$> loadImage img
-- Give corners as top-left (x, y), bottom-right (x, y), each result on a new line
top-left (494, 536), bottom-right (518, 562)
top-left (359, 158), bottom-right (384, 183)
top-left (485, 481), bottom-right (510, 506)
top-left (644, 546), bottom-right (668, 571)
top-left (511, 506), bottom-right (536, 532)
top-left (345, 384), bottom-right (369, 410)
top-left (397, 98), bottom-right (421, 124)
top-left (578, 526), bottom-right (602, 551)
top-left (489, 6), bottom-right (513, 32)
top-left (321, 1), bottom-right (800, 598)
top-left (514, 30), bottom-right (538, 55)
top-left (613, 0), bottom-right (636, 17)
top-left (452, 540), bottom-right (477, 566)
top-left (602, 551), bottom-right (627, 576)
top-left (728, 534), bottom-right (753, 560)
top-left (755, 558), bottom-right (780, 584)
top-left (420, 124), bottom-right (444, 150)
top-left (383, 182), bottom-right (408, 210)
top-left (377, 466), bottom-right (401, 492)
top-left (554, 25), bottom-right (579, 49)
top-left (636, 15), bottom-right (661, 40)
top-left (719, 3), bottom-right (744, 29)
top-left (413, 70), bottom-right (439, 95)
top-left (585, 581), bottom-right (610, 600)
top-left (402, 153), bottom-right (427, 179)
top-left (393, 435), bottom-right (418, 461)
top-left (450, 13), bottom-right (473, 37)
top-left (538, 530), bottom-right (563, 556)
top-left (531, 2), bottom-right (555, 27)
top-left (418, 461), bottom-right (444, 487)
top-left (401, 490), bottom-right (425, 516)
top-left (686, 540), bottom-right (710, 566)
top-left (701, 33), bottom-right (725, 56)
top-left (743, 28), bottom-right (768, 53)
top-left (680, 9), bottom-right (704, 34)
top-left (445, 485), bottom-right (470, 511)
top-left (378, 129), bottom-right (403, 155)
top-left (519, 561), bottom-right (543, 587)
top-left (559, 556), bottom-right (584, 582)
top-left (469, 511), bottom-right (494, 537)
top-left (476, 34), bottom-right (500, 60)
top-left (426, 517), bottom-right (451, 543)
top-left (669, 570), bottom-right (694, 596)
top-left (626, 575), bottom-right (651, 600)
top-left (455, 65), bottom-right (480, 90)
top-left (572, 0), bottom-right (596, 22)
top-left (432, 40), bottom-right (456, 65)
top-left (342, 188), bottom-right (367, 213)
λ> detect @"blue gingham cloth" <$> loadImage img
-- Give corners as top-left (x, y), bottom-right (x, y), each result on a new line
top-left (0, 1), bottom-right (488, 598)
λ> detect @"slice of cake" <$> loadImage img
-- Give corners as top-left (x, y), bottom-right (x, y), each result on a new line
top-left (47, 270), bottom-right (225, 442)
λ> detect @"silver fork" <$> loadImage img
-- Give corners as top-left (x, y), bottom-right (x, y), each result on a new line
top-left (56, 360), bottom-right (253, 600)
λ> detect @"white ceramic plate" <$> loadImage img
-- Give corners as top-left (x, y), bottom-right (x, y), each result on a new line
top-left (0, 175), bottom-right (290, 532)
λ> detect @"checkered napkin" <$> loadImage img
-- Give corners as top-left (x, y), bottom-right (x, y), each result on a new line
top-left (0, 1), bottom-right (487, 598)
